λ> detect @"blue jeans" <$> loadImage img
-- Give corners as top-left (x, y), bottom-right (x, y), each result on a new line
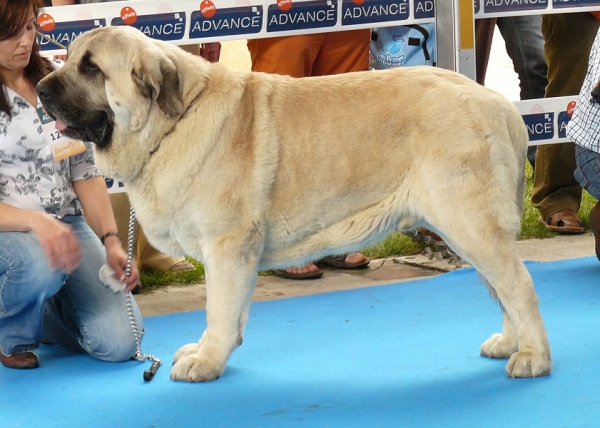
top-left (575, 145), bottom-right (600, 200)
top-left (0, 215), bottom-right (144, 361)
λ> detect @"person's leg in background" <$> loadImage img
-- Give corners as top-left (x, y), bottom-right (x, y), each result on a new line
top-left (247, 34), bottom-right (324, 77)
top-left (246, 32), bottom-right (370, 279)
top-left (533, 13), bottom-right (599, 233)
top-left (312, 29), bottom-right (371, 75)
top-left (246, 34), bottom-right (324, 279)
top-left (247, 34), bottom-right (326, 279)
top-left (497, 15), bottom-right (547, 101)
top-left (310, 29), bottom-right (371, 271)
top-left (475, 16), bottom-right (547, 169)
top-left (497, 14), bottom-right (548, 169)
top-left (475, 18), bottom-right (497, 86)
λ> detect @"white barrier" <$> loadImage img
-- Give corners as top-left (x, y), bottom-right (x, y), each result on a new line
top-left (37, 0), bottom-right (597, 55)
top-left (35, 0), bottom-right (599, 193)
top-left (37, 0), bottom-right (435, 53)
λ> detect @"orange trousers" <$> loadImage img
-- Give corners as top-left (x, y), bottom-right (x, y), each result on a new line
top-left (247, 29), bottom-right (371, 77)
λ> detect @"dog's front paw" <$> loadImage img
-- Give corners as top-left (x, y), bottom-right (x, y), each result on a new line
top-left (505, 350), bottom-right (551, 378)
top-left (170, 354), bottom-right (224, 382)
top-left (172, 343), bottom-right (200, 365)
top-left (480, 333), bottom-right (518, 359)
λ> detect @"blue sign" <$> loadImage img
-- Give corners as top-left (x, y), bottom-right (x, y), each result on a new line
top-left (414, 0), bottom-right (434, 19)
top-left (190, 6), bottom-right (263, 39)
top-left (342, 0), bottom-right (409, 26)
top-left (554, 0), bottom-right (600, 8)
top-left (557, 111), bottom-right (571, 139)
top-left (37, 19), bottom-right (106, 52)
top-left (104, 178), bottom-right (125, 190)
top-left (267, 0), bottom-right (337, 33)
top-left (523, 112), bottom-right (555, 142)
top-left (474, 0), bottom-right (481, 14)
top-left (111, 12), bottom-right (186, 41)
top-left (483, 0), bottom-right (548, 14)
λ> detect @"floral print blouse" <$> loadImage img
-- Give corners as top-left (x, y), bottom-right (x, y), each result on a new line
top-left (0, 85), bottom-right (101, 218)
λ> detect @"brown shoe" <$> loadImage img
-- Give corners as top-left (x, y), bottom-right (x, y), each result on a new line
top-left (590, 202), bottom-right (600, 262)
top-left (538, 209), bottom-right (585, 234)
top-left (0, 351), bottom-right (39, 369)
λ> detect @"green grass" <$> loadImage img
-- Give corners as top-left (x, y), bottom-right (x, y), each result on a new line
top-left (140, 162), bottom-right (596, 288)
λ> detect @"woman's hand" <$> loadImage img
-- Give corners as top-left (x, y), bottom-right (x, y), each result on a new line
top-left (104, 236), bottom-right (140, 293)
top-left (30, 212), bottom-right (82, 273)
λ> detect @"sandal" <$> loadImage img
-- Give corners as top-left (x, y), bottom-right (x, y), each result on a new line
top-left (319, 254), bottom-right (370, 270)
top-left (538, 209), bottom-right (584, 234)
top-left (272, 269), bottom-right (323, 280)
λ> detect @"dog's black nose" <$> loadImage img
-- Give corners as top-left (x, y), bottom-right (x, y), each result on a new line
top-left (35, 81), bottom-right (51, 101)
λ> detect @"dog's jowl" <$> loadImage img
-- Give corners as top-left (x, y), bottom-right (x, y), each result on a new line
top-left (37, 26), bottom-right (551, 382)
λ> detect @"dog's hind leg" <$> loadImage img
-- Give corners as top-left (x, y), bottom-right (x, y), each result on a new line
top-left (479, 255), bottom-right (551, 378)
top-left (431, 218), bottom-right (551, 378)
top-left (170, 235), bottom-right (260, 382)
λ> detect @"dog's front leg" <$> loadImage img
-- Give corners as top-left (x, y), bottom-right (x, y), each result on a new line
top-left (170, 245), bottom-right (259, 382)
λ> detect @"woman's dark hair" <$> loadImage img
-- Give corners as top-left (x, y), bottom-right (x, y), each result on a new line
top-left (0, 0), bottom-right (54, 116)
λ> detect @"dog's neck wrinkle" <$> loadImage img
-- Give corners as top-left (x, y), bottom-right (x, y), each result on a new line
top-left (149, 89), bottom-right (203, 156)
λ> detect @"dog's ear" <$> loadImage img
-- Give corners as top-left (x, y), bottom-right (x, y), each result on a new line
top-left (131, 53), bottom-right (184, 118)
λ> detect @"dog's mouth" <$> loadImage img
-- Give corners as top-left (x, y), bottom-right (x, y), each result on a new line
top-left (53, 111), bottom-right (113, 149)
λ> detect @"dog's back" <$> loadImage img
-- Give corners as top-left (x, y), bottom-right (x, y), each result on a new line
top-left (243, 66), bottom-right (529, 265)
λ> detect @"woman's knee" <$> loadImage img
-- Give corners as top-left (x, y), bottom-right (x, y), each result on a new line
top-left (81, 300), bottom-right (144, 362)
top-left (86, 332), bottom-right (138, 362)
top-left (0, 234), bottom-right (66, 300)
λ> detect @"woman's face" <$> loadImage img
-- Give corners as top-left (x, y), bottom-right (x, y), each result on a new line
top-left (0, 13), bottom-right (37, 76)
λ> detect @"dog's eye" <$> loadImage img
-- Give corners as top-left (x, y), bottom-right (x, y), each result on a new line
top-left (86, 62), bottom-right (99, 72)
top-left (79, 51), bottom-right (102, 77)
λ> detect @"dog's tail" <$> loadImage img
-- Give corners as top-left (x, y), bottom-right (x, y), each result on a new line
top-left (489, 103), bottom-right (530, 236)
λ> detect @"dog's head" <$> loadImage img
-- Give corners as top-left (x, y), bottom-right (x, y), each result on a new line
top-left (36, 26), bottom-right (185, 161)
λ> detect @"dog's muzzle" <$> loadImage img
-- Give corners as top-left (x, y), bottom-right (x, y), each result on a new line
top-left (36, 80), bottom-right (114, 149)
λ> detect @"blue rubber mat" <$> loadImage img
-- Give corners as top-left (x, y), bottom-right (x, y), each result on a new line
top-left (2, 257), bottom-right (600, 428)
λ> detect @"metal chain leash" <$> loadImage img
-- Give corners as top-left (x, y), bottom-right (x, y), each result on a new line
top-left (124, 205), bottom-right (162, 381)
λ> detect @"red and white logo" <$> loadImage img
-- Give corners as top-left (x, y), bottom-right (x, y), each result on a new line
top-left (120, 7), bottom-right (138, 25)
top-left (567, 100), bottom-right (577, 118)
top-left (37, 14), bottom-right (56, 32)
top-left (352, 0), bottom-right (366, 5)
top-left (277, 0), bottom-right (292, 12)
top-left (200, 0), bottom-right (216, 18)
top-left (530, 104), bottom-right (544, 114)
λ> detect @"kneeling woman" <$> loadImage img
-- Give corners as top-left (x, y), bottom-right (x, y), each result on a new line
top-left (0, 0), bottom-right (143, 369)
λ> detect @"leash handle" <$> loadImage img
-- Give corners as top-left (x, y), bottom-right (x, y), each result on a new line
top-left (36, 31), bottom-right (68, 50)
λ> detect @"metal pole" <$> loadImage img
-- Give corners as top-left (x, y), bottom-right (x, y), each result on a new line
top-left (435, 0), bottom-right (476, 81)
